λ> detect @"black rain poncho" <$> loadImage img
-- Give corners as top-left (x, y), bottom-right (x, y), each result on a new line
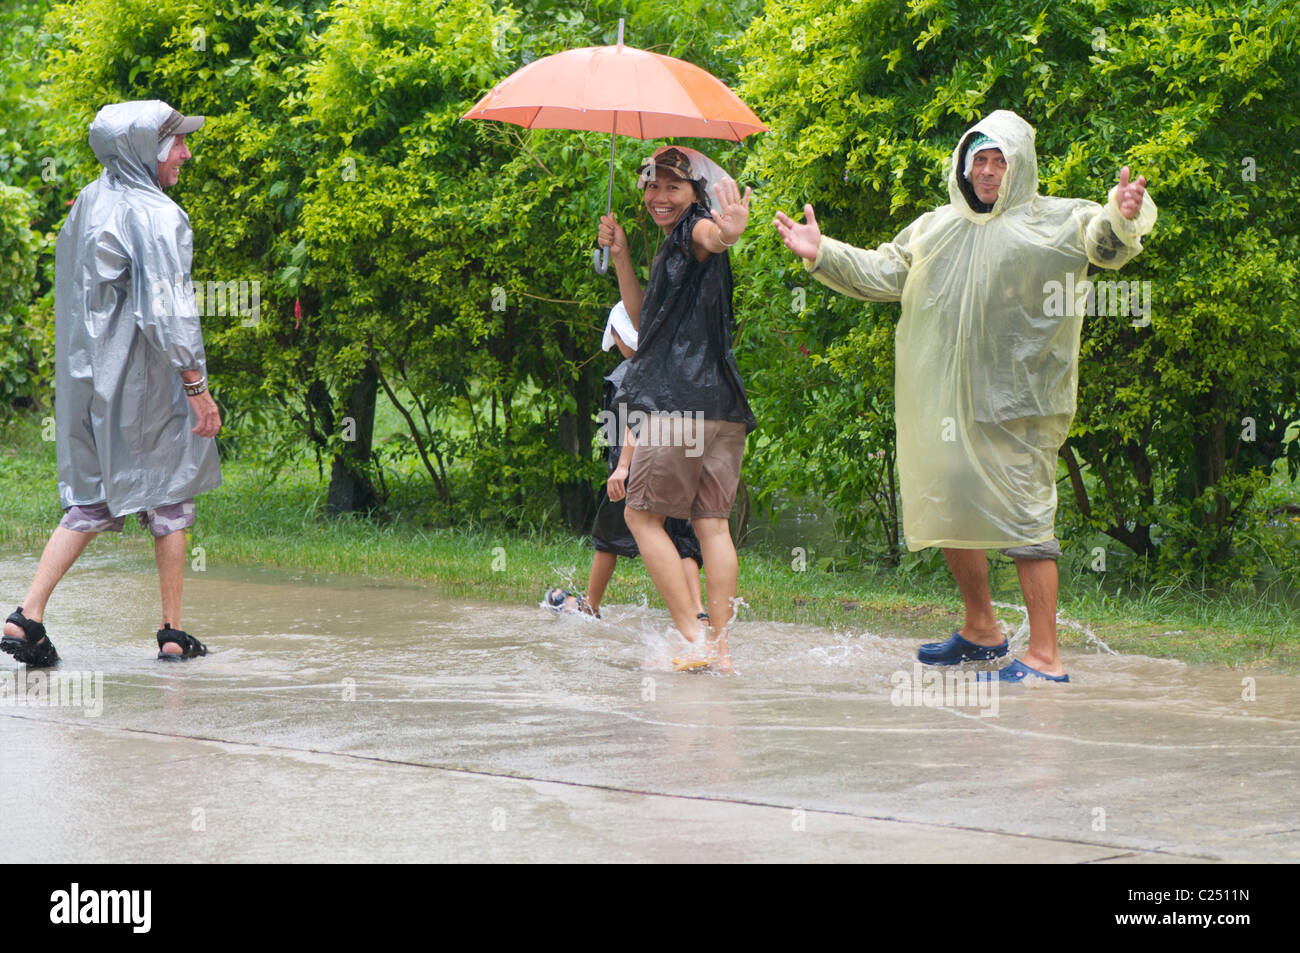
top-left (617, 203), bottom-right (756, 432)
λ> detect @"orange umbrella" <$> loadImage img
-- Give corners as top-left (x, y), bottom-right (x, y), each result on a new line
top-left (464, 20), bottom-right (767, 272)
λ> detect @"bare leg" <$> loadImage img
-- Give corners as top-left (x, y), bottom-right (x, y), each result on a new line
top-left (942, 548), bottom-right (1005, 646)
top-left (2, 526), bottom-right (97, 639)
top-left (625, 507), bottom-right (704, 642)
top-left (681, 557), bottom-right (705, 616)
top-left (585, 549), bottom-right (618, 615)
top-left (693, 517), bottom-right (738, 671)
top-left (1014, 558), bottom-right (1064, 675)
top-left (154, 529), bottom-right (187, 655)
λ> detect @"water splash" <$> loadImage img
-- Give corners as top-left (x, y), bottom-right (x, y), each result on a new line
top-left (992, 599), bottom-right (1118, 655)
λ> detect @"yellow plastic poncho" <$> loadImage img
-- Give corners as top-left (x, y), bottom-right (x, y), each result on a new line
top-left (806, 110), bottom-right (1156, 550)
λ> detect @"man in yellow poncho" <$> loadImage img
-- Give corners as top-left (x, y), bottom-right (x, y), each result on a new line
top-left (775, 109), bottom-right (1156, 682)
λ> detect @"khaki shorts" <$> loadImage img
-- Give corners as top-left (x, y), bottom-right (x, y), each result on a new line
top-left (626, 414), bottom-right (746, 520)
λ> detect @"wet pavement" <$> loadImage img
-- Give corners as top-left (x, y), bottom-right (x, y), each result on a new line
top-left (1, 552), bottom-right (1296, 863)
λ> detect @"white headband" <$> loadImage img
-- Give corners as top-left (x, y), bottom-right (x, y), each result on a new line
top-left (963, 138), bottom-right (1002, 179)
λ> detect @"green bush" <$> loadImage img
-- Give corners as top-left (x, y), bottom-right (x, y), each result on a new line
top-left (732, 0), bottom-right (1300, 580)
top-left (0, 183), bottom-right (46, 408)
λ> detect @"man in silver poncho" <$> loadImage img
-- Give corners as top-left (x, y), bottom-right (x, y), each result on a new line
top-left (2, 100), bottom-right (222, 667)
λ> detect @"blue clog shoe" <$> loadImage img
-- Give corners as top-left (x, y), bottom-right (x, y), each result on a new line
top-left (977, 658), bottom-right (1069, 683)
top-left (917, 631), bottom-right (1009, 665)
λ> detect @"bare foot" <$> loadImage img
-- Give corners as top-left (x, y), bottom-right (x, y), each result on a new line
top-left (1018, 650), bottom-right (1065, 678)
top-left (670, 633), bottom-right (715, 671)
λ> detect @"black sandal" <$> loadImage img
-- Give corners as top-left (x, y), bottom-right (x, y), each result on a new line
top-left (157, 624), bottom-right (208, 661)
top-left (2, 607), bottom-right (60, 667)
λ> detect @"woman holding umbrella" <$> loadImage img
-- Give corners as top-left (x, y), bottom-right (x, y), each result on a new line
top-left (598, 146), bottom-right (755, 673)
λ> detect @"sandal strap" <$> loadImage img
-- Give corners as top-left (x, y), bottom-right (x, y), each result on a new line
top-left (544, 588), bottom-right (574, 607)
top-left (6, 607), bottom-right (46, 642)
top-left (157, 625), bottom-right (203, 655)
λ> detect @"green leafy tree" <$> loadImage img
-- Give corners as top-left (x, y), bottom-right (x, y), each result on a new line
top-left (0, 184), bottom-right (46, 409)
top-left (296, 0), bottom-right (766, 528)
top-left (1, 0), bottom-right (65, 411)
top-left (733, 0), bottom-right (1300, 576)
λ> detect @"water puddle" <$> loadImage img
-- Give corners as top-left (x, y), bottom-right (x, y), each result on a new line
top-left (1, 551), bottom-right (1296, 861)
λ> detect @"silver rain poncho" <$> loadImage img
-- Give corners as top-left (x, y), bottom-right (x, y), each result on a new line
top-left (55, 100), bottom-right (221, 514)
top-left (808, 110), bottom-right (1156, 550)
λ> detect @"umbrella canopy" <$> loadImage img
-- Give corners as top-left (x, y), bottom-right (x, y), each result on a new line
top-left (463, 43), bottom-right (767, 141)
top-left (464, 24), bottom-right (767, 272)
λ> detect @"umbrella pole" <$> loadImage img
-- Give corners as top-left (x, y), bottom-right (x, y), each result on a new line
top-left (594, 131), bottom-right (616, 274)
top-left (594, 19), bottom-right (626, 275)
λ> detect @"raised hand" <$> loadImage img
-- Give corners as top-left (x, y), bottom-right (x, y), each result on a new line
top-left (598, 214), bottom-right (628, 257)
top-left (773, 204), bottom-right (822, 261)
top-left (711, 179), bottom-right (753, 245)
top-left (1116, 166), bottom-right (1148, 220)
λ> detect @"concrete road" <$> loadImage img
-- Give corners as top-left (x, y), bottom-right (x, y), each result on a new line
top-left (2, 555), bottom-right (1295, 863)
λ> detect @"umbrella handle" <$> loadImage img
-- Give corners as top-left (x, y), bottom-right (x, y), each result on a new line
top-left (594, 246), bottom-right (610, 274)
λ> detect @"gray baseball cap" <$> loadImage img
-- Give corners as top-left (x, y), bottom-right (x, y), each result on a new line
top-left (158, 107), bottom-right (205, 140)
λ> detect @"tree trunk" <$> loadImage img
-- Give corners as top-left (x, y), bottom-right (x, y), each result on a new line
top-left (555, 329), bottom-right (596, 534)
top-left (326, 364), bottom-right (380, 515)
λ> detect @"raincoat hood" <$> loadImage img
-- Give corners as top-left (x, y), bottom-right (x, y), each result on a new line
top-left (948, 109), bottom-right (1038, 219)
top-left (89, 100), bottom-right (176, 193)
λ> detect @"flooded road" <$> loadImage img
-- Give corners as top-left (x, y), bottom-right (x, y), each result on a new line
top-left (1, 551), bottom-right (1296, 862)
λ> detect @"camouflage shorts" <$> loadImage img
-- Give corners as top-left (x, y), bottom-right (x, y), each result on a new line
top-left (60, 500), bottom-right (196, 538)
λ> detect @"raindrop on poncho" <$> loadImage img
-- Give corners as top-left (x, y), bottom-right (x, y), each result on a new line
top-left (807, 110), bottom-right (1156, 549)
top-left (55, 100), bottom-right (221, 514)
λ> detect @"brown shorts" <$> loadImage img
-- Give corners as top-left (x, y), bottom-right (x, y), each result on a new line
top-left (625, 414), bottom-right (746, 520)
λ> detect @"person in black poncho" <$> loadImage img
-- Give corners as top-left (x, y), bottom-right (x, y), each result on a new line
top-left (597, 146), bottom-right (755, 673)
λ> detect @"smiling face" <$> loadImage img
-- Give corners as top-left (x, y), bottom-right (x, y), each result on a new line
top-left (643, 170), bottom-right (696, 232)
top-left (969, 148), bottom-right (1007, 204)
top-left (156, 133), bottom-right (191, 189)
